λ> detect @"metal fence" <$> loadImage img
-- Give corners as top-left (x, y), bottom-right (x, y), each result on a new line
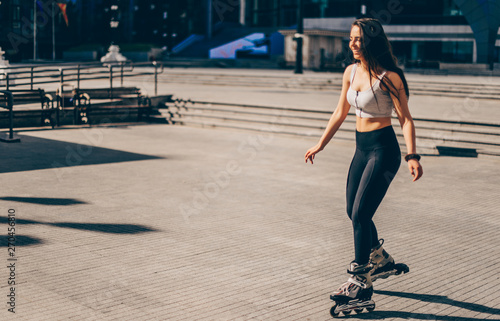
top-left (0, 90), bottom-right (18, 142)
top-left (0, 61), bottom-right (164, 96)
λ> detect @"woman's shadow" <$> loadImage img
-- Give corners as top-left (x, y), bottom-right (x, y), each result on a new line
top-left (336, 289), bottom-right (500, 320)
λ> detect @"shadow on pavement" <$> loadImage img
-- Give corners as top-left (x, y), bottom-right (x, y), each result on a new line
top-left (0, 197), bottom-right (87, 206)
top-left (330, 291), bottom-right (498, 320)
top-left (0, 216), bottom-right (158, 234)
top-left (50, 222), bottom-right (157, 234)
top-left (343, 310), bottom-right (493, 320)
top-left (375, 290), bottom-right (500, 315)
top-left (0, 135), bottom-right (164, 174)
top-left (0, 216), bottom-right (158, 247)
top-left (330, 289), bottom-right (500, 320)
top-left (0, 235), bottom-right (42, 247)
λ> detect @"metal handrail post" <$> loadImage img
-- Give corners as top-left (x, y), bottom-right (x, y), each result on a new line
top-left (0, 90), bottom-right (20, 143)
top-left (30, 67), bottom-right (34, 90)
top-left (120, 62), bottom-right (124, 86)
top-left (77, 64), bottom-right (81, 89)
top-left (5, 73), bottom-right (9, 90)
top-left (109, 65), bottom-right (113, 99)
top-left (60, 68), bottom-right (64, 85)
top-left (154, 61), bottom-right (158, 96)
top-left (7, 93), bottom-right (14, 140)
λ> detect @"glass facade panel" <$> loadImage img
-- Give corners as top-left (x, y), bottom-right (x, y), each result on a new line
top-left (442, 41), bottom-right (473, 63)
top-left (443, 0), bottom-right (463, 16)
top-left (249, 0), bottom-right (467, 26)
top-left (324, 0), bottom-right (360, 18)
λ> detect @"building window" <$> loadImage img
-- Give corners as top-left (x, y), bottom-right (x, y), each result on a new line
top-left (324, 0), bottom-right (360, 17)
top-left (442, 41), bottom-right (473, 63)
top-left (443, 0), bottom-right (462, 16)
top-left (12, 4), bottom-right (21, 29)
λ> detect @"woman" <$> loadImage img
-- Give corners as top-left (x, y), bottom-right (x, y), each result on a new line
top-left (304, 18), bottom-right (423, 313)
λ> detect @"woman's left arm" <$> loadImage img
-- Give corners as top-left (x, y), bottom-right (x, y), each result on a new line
top-left (388, 72), bottom-right (423, 182)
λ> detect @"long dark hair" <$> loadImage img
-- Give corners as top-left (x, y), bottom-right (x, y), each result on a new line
top-left (351, 18), bottom-right (409, 101)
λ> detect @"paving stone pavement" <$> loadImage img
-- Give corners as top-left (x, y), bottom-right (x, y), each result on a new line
top-left (0, 122), bottom-right (499, 321)
top-left (1, 68), bottom-right (500, 320)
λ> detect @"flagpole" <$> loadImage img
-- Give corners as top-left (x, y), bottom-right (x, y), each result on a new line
top-left (52, 1), bottom-right (55, 60)
top-left (33, 0), bottom-right (36, 60)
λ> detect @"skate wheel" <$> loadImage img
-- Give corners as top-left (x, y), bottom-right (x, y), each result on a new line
top-left (366, 302), bottom-right (376, 312)
top-left (395, 263), bottom-right (410, 274)
top-left (354, 308), bottom-right (363, 314)
top-left (342, 310), bottom-right (352, 315)
top-left (329, 305), bottom-right (340, 318)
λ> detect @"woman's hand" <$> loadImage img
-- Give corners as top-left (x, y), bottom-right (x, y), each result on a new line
top-left (305, 143), bottom-right (323, 164)
top-left (408, 159), bottom-right (423, 181)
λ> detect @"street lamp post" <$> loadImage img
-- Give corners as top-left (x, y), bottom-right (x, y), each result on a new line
top-left (294, 0), bottom-right (304, 74)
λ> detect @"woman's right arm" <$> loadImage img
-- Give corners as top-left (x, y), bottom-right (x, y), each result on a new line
top-left (305, 65), bottom-right (353, 164)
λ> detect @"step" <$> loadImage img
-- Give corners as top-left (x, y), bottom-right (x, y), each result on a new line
top-left (168, 111), bottom-right (499, 155)
top-left (156, 72), bottom-right (500, 99)
top-left (168, 117), bottom-right (352, 141)
top-left (167, 100), bottom-right (500, 132)
top-left (161, 100), bottom-right (500, 157)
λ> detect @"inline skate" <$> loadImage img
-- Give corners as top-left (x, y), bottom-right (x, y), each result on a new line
top-left (330, 262), bottom-right (376, 317)
top-left (370, 239), bottom-right (409, 282)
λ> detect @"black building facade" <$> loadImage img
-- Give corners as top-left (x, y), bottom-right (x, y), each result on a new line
top-left (244, 0), bottom-right (500, 64)
top-left (0, 0), bottom-right (498, 64)
top-left (243, 0), bottom-right (467, 27)
top-left (0, 0), bottom-right (207, 61)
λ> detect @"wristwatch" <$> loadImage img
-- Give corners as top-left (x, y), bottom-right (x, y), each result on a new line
top-left (405, 153), bottom-right (421, 162)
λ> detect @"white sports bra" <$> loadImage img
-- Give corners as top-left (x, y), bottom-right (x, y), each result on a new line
top-left (346, 64), bottom-right (394, 118)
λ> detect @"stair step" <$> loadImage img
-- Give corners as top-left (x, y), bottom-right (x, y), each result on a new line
top-left (157, 71), bottom-right (500, 99)
top-left (161, 100), bottom-right (500, 157)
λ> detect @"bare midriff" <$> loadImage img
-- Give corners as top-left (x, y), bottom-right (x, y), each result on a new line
top-left (356, 116), bottom-right (392, 132)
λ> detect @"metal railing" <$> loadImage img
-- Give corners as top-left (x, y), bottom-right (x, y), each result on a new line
top-left (0, 90), bottom-right (19, 142)
top-left (0, 61), bottom-right (164, 141)
top-left (0, 60), bottom-right (164, 96)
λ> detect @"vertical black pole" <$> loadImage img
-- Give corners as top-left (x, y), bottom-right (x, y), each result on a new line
top-left (154, 62), bottom-right (158, 96)
top-left (294, 0), bottom-right (304, 74)
top-left (8, 93), bottom-right (14, 140)
top-left (120, 62), bottom-right (124, 86)
top-left (109, 66), bottom-right (113, 99)
top-left (207, 0), bottom-right (212, 39)
top-left (31, 67), bottom-right (34, 90)
top-left (77, 64), bottom-right (81, 89)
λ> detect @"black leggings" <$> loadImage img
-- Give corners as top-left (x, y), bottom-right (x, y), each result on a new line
top-left (346, 126), bottom-right (401, 265)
